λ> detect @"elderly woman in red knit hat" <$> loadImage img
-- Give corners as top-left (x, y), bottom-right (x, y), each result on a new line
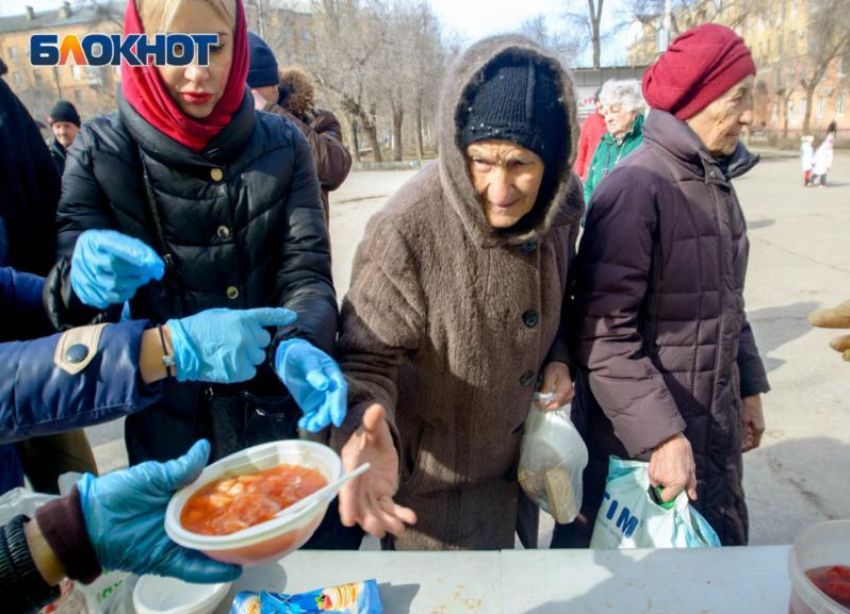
top-left (554, 23), bottom-right (770, 548)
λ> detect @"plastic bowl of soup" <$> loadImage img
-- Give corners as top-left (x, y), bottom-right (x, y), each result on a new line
top-left (165, 440), bottom-right (342, 566)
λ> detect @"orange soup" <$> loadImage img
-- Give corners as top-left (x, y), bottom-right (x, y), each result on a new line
top-left (180, 464), bottom-right (327, 535)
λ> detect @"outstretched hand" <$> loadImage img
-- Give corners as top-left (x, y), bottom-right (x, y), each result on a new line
top-left (338, 404), bottom-right (417, 539)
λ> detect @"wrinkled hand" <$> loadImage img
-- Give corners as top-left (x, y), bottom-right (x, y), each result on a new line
top-left (168, 307), bottom-right (296, 383)
top-left (275, 339), bottom-right (347, 432)
top-left (77, 440), bottom-right (241, 583)
top-left (648, 433), bottom-right (697, 503)
top-left (809, 301), bottom-right (850, 361)
top-left (741, 394), bottom-right (766, 453)
top-left (338, 404), bottom-right (417, 539)
top-left (537, 361), bottom-right (575, 411)
top-left (71, 229), bottom-right (164, 309)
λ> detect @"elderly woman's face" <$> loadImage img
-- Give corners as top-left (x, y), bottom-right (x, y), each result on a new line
top-left (466, 140), bottom-right (545, 229)
top-left (602, 103), bottom-right (638, 138)
top-left (156, 0), bottom-right (233, 119)
top-left (687, 75), bottom-right (755, 157)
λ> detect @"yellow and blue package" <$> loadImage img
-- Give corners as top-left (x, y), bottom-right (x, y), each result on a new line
top-left (229, 581), bottom-right (382, 614)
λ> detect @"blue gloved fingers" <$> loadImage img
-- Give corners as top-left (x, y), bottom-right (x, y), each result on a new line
top-left (249, 325), bottom-right (272, 350)
top-left (249, 307), bottom-right (297, 329)
top-left (328, 369), bottom-right (349, 428)
top-left (305, 368), bottom-right (330, 391)
top-left (146, 439), bottom-right (211, 493)
top-left (248, 347), bottom-right (267, 367)
top-left (163, 547), bottom-right (243, 584)
top-left (94, 231), bottom-right (165, 280)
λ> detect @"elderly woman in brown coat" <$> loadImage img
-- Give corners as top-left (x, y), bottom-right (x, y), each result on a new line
top-left (330, 36), bottom-right (584, 550)
top-left (553, 24), bottom-right (770, 549)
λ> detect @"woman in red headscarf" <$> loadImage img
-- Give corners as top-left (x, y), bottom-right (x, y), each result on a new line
top-left (44, 0), bottom-right (343, 476)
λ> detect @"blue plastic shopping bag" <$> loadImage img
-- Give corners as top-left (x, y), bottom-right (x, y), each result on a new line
top-left (589, 456), bottom-right (721, 549)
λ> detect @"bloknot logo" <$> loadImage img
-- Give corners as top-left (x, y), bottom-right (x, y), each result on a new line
top-left (29, 33), bottom-right (220, 67)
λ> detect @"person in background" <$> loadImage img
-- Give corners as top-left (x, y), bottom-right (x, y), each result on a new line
top-left (0, 440), bottom-right (240, 614)
top-left (247, 33), bottom-right (352, 228)
top-left (582, 79), bottom-right (645, 205)
top-left (554, 24), bottom-right (769, 549)
top-left (801, 135), bottom-right (815, 186)
top-left (809, 301), bottom-right (850, 360)
top-left (334, 35), bottom-right (583, 550)
top-left (47, 101), bottom-right (82, 176)
top-left (573, 87), bottom-right (606, 181)
top-left (811, 128), bottom-right (835, 187)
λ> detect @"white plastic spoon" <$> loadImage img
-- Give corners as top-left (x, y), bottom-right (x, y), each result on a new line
top-left (274, 462), bottom-right (371, 519)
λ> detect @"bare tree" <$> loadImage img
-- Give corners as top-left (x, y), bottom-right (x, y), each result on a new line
top-left (563, 0), bottom-right (606, 68)
top-left (800, 0), bottom-right (850, 134)
top-left (520, 14), bottom-right (582, 62)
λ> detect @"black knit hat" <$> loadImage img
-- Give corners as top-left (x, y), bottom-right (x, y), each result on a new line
top-left (247, 32), bottom-right (279, 89)
top-left (459, 55), bottom-right (565, 167)
top-left (48, 100), bottom-right (81, 127)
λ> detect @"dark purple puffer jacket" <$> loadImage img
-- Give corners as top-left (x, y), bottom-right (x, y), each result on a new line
top-left (569, 110), bottom-right (770, 546)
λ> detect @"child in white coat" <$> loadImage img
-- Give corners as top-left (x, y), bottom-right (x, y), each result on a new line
top-left (801, 136), bottom-right (815, 186)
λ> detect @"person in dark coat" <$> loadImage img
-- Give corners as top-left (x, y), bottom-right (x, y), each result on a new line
top-left (0, 57), bottom-right (60, 277)
top-left (44, 0), bottom-right (344, 466)
top-left (247, 33), bottom-right (352, 228)
top-left (47, 100), bottom-right (82, 176)
top-left (553, 24), bottom-right (770, 548)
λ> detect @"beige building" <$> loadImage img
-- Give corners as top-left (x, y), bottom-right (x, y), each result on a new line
top-left (625, 1), bottom-right (850, 139)
top-left (0, 2), bottom-right (123, 125)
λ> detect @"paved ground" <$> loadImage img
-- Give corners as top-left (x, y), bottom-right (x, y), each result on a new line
top-left (86, 155), bottom-right (850, 546)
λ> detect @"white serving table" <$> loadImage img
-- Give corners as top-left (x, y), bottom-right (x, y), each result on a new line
top-left (212, 546), bottom-right (791, 614)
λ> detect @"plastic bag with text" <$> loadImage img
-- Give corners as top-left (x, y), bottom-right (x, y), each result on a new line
top-left (589, 456), bottom-right (721, 549)
top-left (517, 395), bottom-right (588, 524)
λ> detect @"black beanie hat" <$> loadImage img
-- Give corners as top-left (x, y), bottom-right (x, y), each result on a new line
top-left (48, 100), bottom-right (81, 127)
top-left (247, 32), bottom-right (279, 89)
top-left (460, 55), bottom-right (566, 168)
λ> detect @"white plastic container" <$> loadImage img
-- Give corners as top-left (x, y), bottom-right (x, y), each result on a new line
top-left (788, 520), bottom-right (850, 614)
top-left (132, 576), bottom-right (231, 614)
top-left (165, 440), bottom-right (342, 566)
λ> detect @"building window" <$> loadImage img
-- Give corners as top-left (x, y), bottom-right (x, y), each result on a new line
top-left (801, 99), bottom-right (807, 120)
top-left (85, 66), bottom-right (100, 84)
top-left (72, 65), bottom-right (82, 81)
top-left (33, 70), bottom-right (43, 87)
top-left (775, 67), bottom-right (783, 87)
top-left (772, 103), bottom-right (779, 123)
top-left (8, 47), bottom-right (18, 62)
top-left (74, 90), bottom-right (83, 106)
top-left (12, 72), bottom-right (22, 87)
top-left (778, 36), bottom-right (784, 57)
top-left (787, 101), bottom-right (794, 121)
top-left (817, 97), bottom-right (826, 120)
top-left (839, 94), bottom-right (846, 117)
top-left (841, 54), bottom-right (850, 76)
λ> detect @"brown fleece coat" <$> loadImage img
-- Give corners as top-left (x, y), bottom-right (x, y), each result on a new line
top-left (264, 68), bottom-right (352, 225)
top-left (333, 36), bottom-right (584, 550)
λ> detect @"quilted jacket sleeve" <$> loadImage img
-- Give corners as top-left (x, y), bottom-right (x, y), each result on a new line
top-left (573, 173), bottom-right (686, 458)
top-left (331, 213), bottom-right (425, 449)
top-left (737, 315), bottom-right (770, 398)
top-left (0, 319), bottom-right (161, 444)
top-left (273, 127), bottom-right (338, 356)
top-left (45, 126), bottom-right (120, 331)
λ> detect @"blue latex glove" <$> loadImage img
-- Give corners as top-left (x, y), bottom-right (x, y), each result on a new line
top-left (77, 439), bottom-right (241, 583)
top-left (168, 307), bottom-right (296, 383)
top-left (71, 229), bottom-right (165, 309)
top-left (275, 338), bottom-right (347, 432)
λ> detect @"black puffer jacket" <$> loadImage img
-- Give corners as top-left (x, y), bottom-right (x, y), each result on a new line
top-left (45, 89), bottom-right (336, 463)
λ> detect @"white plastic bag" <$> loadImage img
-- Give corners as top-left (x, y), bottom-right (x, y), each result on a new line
top-left (517, 394), bottom-right (588, 524)
top-left (589, 456), bottom-right (721, 549)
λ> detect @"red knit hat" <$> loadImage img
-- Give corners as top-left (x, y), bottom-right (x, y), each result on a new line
top-left (642, 23), bottom-right (756, 120)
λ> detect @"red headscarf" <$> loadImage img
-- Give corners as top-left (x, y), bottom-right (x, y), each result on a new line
top-left (121, 0), bottom-right (249, 152)
top-left (642, 24), bottom-right (756, 121)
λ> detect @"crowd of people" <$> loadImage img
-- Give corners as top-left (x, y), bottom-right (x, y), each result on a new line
top-left (0, 3), bottom-right (845, 611)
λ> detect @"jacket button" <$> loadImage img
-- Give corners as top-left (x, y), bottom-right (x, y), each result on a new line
top-left (65, 344), bottom-right (89, 364)
top-left (210, 168), bottom-right (224, 182)
top-left (523, 310), bottom-right (539, 328)
top-left (226, 286), bottom-right (240, 300)
top-left (520, 371), bottom-right (535, 387)
top-left (216, 225), bottom-right (230, 239)
top-left (520, 241), bottom-right (538, 253)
